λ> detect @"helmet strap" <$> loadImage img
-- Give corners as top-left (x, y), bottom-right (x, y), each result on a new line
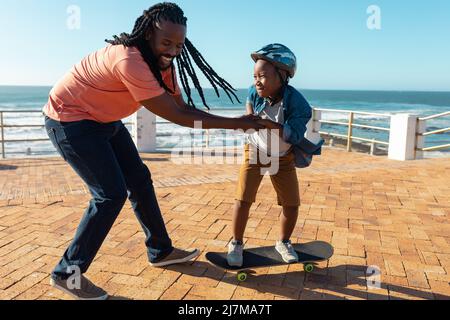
top-left (277, 69), bottom-right (289, 85)
top-left (267, 84), bottom-right (285, 106)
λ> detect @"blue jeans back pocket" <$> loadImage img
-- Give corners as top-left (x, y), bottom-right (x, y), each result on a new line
top-left (47, 128), bottom-right (68, 161)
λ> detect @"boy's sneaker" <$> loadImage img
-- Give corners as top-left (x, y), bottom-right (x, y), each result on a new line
top-left (150, 247), bottom-right (200, 267)
top-left (275, 240), bottom-right (299, 263)
top-left (50, 275), bottom-right (108, 300)
top-left (227, 240), bottom-right (244, 267)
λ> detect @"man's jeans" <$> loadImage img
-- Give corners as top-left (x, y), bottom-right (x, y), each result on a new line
top-left (45, 116), bottom-right (173, 280)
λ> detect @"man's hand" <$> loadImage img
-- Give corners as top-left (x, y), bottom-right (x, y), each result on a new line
top-left (239, 114), bottom-right (262, 121)
top-left (257, 119), bottom-right (283, 130)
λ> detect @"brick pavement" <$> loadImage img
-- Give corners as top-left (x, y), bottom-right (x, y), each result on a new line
top-left (0, 148), bottom-right (449, 300)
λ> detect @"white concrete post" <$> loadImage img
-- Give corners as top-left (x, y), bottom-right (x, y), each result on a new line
top-left (388, 114), bottom-right (418, 161)
top-left (132, 107), bottom-right (157, 153)
top-left (306, 109), bottom-right (322, 144)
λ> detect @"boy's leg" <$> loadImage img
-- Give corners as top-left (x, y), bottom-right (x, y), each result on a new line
top-left (45, 118), bottom-right (128, 280)
top-left (280, 206), bottom-right (299, 241)
top-left (232, 200), bottom-right (253, 242)
top-left (109, 123), bottom-right (194, 264)
top-left (234, 144), bottom-right (264, 242)
top-left (269, 152), bottom-right (301, 242)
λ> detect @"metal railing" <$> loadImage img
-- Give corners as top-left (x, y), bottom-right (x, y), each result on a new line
top-left (0, 110), bottom-right (49, 159)
top-left (153, 108), bottom-right (243, 149)
top-left (0, 110), bottom-right (133, 159)
top-left (154, 107), bottom-right (393, 153)
top-left (2, 108), bottom-right (448, 159)
top-left (0, 107), bottom-right (393, 158)
top-left (313, 108), bottom-right (391, 154)
top-left (0, 109), bottom-right (232, 159)
top-left (416, 111), bottom-right (450, 153)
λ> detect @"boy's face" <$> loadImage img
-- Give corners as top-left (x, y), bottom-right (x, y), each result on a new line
top-left (146, 19), bottom-right (186, 70)
top-left (253, 59), bottom-right (283, 98)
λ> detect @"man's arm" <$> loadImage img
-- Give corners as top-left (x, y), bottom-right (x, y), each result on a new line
top-left (140, 93), bottom-right (265, 131)
top-left (173, 94), bottom-right (261, 122)
top-left (173, 94), bottom-right (212, 117)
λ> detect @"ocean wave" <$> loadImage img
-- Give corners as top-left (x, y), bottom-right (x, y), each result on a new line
top-left (1, 86), bottom-right (449, 157)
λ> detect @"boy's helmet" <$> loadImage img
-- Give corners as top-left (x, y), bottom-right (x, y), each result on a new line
top-left (251, 43), bottom-right (297, 78)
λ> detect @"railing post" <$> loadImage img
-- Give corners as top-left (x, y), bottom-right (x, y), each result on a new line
top-left (347, 112), bottom-right (354, 152)
top-left (306, 108), bottom-right (322, 144)
top-left (370, 139), bottom-right (375, 156)
top-left (206, 110), bottom-right (210, 148)
top-left (388, 114), bottom-right (418, 161)
top-left (206, 131), bottom-right (210, 148)
top-left (132, 107), bottom-right (157, 153)
top-left (329, 138), bottom-right (334, 147)
top-left (1, 112), bottom-right (5, 159)
top-left (415, 118), bottom-right (427, 160)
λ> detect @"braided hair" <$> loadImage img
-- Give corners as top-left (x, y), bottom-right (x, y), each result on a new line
top-left (106, 2), bottom-right (240, 110)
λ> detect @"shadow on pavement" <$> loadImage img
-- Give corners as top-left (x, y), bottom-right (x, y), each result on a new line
top-left (166, 262), bottom-right (447, 300)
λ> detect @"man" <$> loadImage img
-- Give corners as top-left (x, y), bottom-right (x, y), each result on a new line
top-left (44, 2), bottom-right (266, 300)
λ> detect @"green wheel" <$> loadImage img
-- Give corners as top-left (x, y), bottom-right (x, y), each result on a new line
top-left (304, 264), bottom-right (314, 273)
top-left (237, 272), bottom-right (248, 282)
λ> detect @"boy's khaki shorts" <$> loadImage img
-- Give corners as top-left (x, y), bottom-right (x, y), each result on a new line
top-left (235, 144), bottom-right (300, 207)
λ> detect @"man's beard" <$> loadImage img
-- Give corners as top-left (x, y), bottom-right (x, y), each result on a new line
top-left (159, 56), bottom-right (175, 70)
top-left (159, 63), bottom-right (173, 71)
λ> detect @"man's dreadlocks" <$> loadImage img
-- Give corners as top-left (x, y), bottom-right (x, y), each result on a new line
top-left (106, 2), bottom-right (240, 110)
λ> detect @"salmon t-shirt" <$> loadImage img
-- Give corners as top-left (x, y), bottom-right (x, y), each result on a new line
top-left (43, 44), bottom-right (181, 123)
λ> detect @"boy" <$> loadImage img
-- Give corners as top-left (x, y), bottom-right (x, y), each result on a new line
top-left (228, 44), bottom-right (324, 267)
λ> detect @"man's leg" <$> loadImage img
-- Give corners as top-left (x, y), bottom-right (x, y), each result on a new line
top-left (46, 118), bottom-right (128, 280)
top-left (109, 123), bottom-right (197, 264)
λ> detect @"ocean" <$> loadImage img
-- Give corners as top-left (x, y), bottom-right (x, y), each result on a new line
top-left (0, 86), bottom-right (449, 158)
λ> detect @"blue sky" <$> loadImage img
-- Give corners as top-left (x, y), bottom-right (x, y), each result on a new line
top-left (1, 0), bottom-right (449, 91)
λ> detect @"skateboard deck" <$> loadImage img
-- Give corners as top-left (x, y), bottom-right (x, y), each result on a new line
top-left (206, 241), bottom-right (334, 274)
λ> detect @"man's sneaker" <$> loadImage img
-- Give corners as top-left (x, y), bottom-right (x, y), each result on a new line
top-left (227, 240), bottom-right (244, 267)
top-left (150, 248), bottom-right (200, 267)
top-left (275, 240), bottom-right (299, 263)
top-left (50, 275), bottom-right (108, 300)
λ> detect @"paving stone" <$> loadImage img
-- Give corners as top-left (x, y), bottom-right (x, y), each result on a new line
top-left (0, 150), bottom-right (448, 300)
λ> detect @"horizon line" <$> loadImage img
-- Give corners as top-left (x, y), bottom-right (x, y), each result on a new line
top-left (1, 84), bottom-right (450, 94)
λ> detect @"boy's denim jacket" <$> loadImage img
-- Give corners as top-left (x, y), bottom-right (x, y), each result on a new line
top-left (247, 85), bottom-right (325, 168)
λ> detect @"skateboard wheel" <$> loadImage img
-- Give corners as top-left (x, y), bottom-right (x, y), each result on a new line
top-left (304, 264), bottom-right (314, 273)
top-left (237, 272), bottom-right (248, 282)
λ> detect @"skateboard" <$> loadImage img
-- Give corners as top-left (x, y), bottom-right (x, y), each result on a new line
top-left (206, 241), bottom-right (334, 282)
